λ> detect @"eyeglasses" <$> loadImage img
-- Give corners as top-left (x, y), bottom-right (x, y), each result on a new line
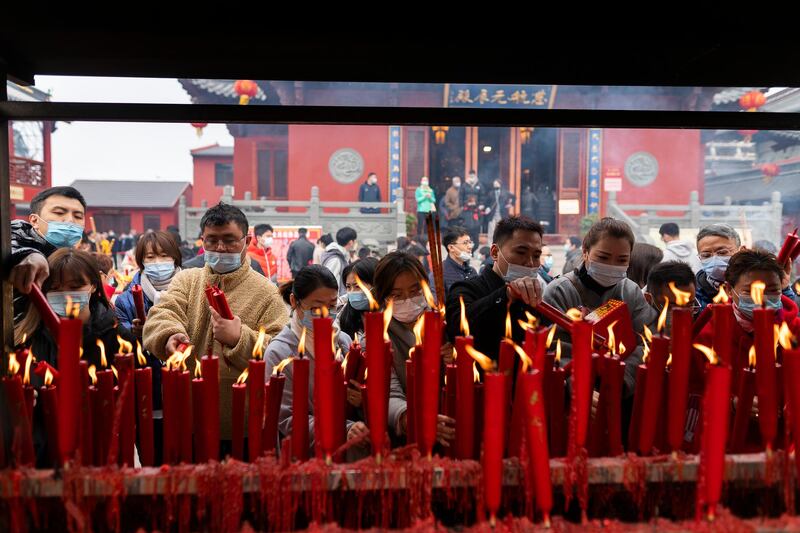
top-left (698, 249), bottom-right (736, 261)
top-left (455, 240), bottom-right (474, 247)
top-left (202, 236), bottom-right (245, 251)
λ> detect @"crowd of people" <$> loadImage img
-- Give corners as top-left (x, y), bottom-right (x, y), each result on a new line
top-left (8, 184), bottom-right (800, 466)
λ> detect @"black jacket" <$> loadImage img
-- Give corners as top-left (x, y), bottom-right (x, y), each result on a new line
top-left (9, 220), bottom-right (58, 324)
top-left (460, 181), bottom-right (485, 207)
top-left (431, 255), bottom-right (478, 302)
top-left (446, 266), bottom-right (538, 360)
top-left (485, 188), bottom-right (516, 220)
top-left (287, 237), bottom-right (316, 273)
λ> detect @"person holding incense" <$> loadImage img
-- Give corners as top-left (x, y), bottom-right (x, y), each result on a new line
top-left (372, 251), bottom-right (456, 446)
top-left (142, 202), bottom-right (288, 447)
top-left (543, 217), bottom-right (657, 392)
top-left (336, 257), bottom-right (378, 340)
top-left (8, 186), bottom-right (88, 325)
top-left (445, 216), bottom-right (545, 360)
top-left (266, 265), bottom-right (360, 454)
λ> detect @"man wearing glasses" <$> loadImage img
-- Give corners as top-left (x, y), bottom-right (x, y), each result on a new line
top-left (432, 226), bottom-right (478, 301)
top-left (143, 202), bottom-right (288, 451)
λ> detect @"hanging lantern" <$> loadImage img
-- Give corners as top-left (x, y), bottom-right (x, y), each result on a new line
top-left (520, 127), bottom-right (533, 144)
top-left (739, 90), bottom-right (766, 112)
top-left (431, 126), bottom-right (449, 145)
top-left (190, 122), bottom-right (208, 138)
top-left (760, 163), bottom-right (780, 184)
top-left (233, 80), bottom-right (259, 105)
top-left (737, 129), bottom-right (758, 143)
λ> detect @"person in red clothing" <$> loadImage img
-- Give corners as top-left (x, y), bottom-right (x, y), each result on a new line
top-left (247, 223), bottom-right (278, 283)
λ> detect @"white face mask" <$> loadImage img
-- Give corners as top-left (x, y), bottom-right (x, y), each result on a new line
top-left (261, 236), bottom-right (274, 248)
top-left (499, 249), bottom-right (537, 282)
top-left (458, 251), bottom-right (472, 262)
top-left (586, 260), bottom-right (628, 288)
top-left (392, 294), bottom-right (427, 323)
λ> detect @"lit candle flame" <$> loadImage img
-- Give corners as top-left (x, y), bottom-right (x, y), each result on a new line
top-left (8, 351), bottom-right (20, 375)
top-left (111, 365), bottom-right (119, 381)
top-left (23, 351), bottom-right (34, 385)
top-left (511, 342), bottom-right (533, 373)
top-left (413, 313), bottom-right (425, 346)
top-left (364, 367), bottom-right (369, 381)
top-left (525, 310), bottom-right (538, 327)
top-left (641, 333), bottom-right (650, 364)
top-left (421, 279), bottom-right (437, 311)
top-left (354, 274), bottom-right (378, 311)
top-left (465, 344), bottom-right (495, 372)
top-left (194, 360), bottom-right (202, 379)
top-left (273, 356), bottom-right (294, 375)
top-left (778, 321), bottom-right (794, 350)
top-left (136, 342), bottom-right (147, 367)
top-left (748, 345), bottom-right (756, 369)
top-left (546, 324), bottom-right (557, 349)
top-left (555, 340), bottom-right (562, 363)
top-left (459, 296), bottom-right (470, 337)
top-left (298, 327), bottom-right (307, 356)
top-left (566, 308), bottom-right (582, 321)
top-left (408, 346), bottom-right (416, 360)
top-left (607, 320), bottom-right (619, 356)
top-left (88, 364), bottom-right (98, 385)
top-left (657, 297), bottom-right (669, 333)
top-left (505, 306), bottom-right (513, 339)
top-left (712, 285), bottom-right (729, 304)
top-left (236, 368), bottom-right (249, 384)
top-left (693, 343), bottom-right (718, 365)
top-left (750, 281), bottom-right (766, 307)
top-left (65, 294), bottom-right (79, 319)
top-left (252, 326), bottom-right (267, 360)
top-left (44, 367), bottom-right (54, 386)
top-left (21, 333), bottom-right (27, 344)
top-left (473, 361), bottom-right (481, 383)
top-left (618, 342), bottom-right (627, 356)
top-left (666, 353), bottom-right (672, 367)
top-left (643, 324), bottom-right (653, 344)
top-left (383, 299), bottom-right (394, 341)
top-left (117, 335), bottom-right (133, 355)
top-left (669, 282), bottom-right (692, 306)
top-left (517, 319), bottom-right (533, 332)
top-left (774, 324), bottom-right (781, 361)
top-left (96, 339), bottom-right (108, 368)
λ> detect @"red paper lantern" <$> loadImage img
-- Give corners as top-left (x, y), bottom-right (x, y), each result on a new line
top-left (739, 90), bottom-right (766, 112)
top-left (761, 163), bottom-right (780, 184)
top-left (738, 129), bottom-right (758, 142)
top-left (233, 80), bottom-right (259, 105)
top-left (190, 122), bottom-right (208, 138)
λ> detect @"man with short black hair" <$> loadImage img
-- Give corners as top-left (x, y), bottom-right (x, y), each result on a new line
top-left (445, 216), bottom-right (544, 360)
top-left (358, 172), bottom-right (382, 214)
top-left (248, 223), bottom-right (278, 282)
top-left (322, 227), bottom-right (357, 295)
top-left (286, 227), bottom-right (316, 280)
top-left (645, 261), bottom-right (697, 318)
top-left (659, 222), bottom-right (701, 273)
top-left (432, 226), bottom-right (478, 300)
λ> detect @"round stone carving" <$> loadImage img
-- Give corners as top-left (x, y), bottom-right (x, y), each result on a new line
top-left (328, 148), bottom-right (365, 184)
top-left (624, 151), bottom-right (659, 187)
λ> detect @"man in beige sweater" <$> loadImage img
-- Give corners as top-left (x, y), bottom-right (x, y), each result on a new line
top-left (143, 203), bottom-right (288, 446)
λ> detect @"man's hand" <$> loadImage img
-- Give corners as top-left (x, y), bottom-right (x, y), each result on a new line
top-left (347, 421), bottom-right (370, 446)
top-left (506, 276), bottom-right (543, 307)
top-left (210, 307), bottom-right (242, 347)
top-left (166, 332), bottom-right (191, 356)
top-left (436, 414), bottom-right (456, 447)
top-left (441, 342), bottom-right (455, 365)
top-left (781, 259), bottom-right (793, 290)
top-left (131, 318), bottom-right (144, 339)
top-left (347, 380), bottom-right (363, 408)
top-left (9, 253), bottom-right (49, 294)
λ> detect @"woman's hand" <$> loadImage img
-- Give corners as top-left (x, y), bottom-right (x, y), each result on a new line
top-left (347, 422), bottom-right (370, 448)
top-left (436, 414), bottom-right (456, 447)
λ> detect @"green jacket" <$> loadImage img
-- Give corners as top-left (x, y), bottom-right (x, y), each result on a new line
top-left (415, 186), bottom-right (436, 213)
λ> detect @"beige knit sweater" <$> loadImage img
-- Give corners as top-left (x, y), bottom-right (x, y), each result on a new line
top-left (142, 260), bottom-right (288, 439)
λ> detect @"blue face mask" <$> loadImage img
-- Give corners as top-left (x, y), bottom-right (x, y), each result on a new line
top-left (701, 255), bottom-right (731, 286)
top-left (735, 293), bottom-right (783, 320)
top-left (143, 262), bottom-right (176, 283)
top-left (543, 256), bottom-right (554, 273)
top-left (46, 291), bottom-right (90, 318)
top-left (204, 251), bottom-right (242, 274)
top-left (43, 220), bottom-right (84, 248)
top-left (296, 307), bottom-right (338, 331)
top-left (348, 291), bottom-right (371, 311)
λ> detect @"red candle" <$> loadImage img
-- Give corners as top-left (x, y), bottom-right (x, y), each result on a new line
top-left (247, 359), bottom-right (266, 461)
top-left (455, 335), bottom-right (475, 459)
top-left (313, 315), bottom-right (339, 462)
top-left (548, 344), bottom-right (567, 458)
top-left (483, 370), bottom-right (507, 525)
top-left (640, 333), bottom-right (669, 455)
top-left (697, 351), bottom-right (732, 521)
top-left (668, 305), bottom-right (693, 453)
top-left (405, 356), bottom-right (417, 444)
top-left (40, 372), bottom-right (60, 466)
top-left (115, 350), bottom-right (136, 466)
top-left (777, 228), bottom-right (800, 265)
top-left (783, 345), bottom-right (800, 478)
top-left (134, 358), bottom-right (154, 466)
top-left (131, 284), bottom-right (146, 323)
top-left (201, 355), bottom-right (220, 461)
top-left (730, 357), bottom-right (756, 452)
top-left (474, 381), bottom-right (485, 456)
top-left (192, 367), bottom-right (206, 463)
top-left (508, 345), bottom-right (531, 458)
top-left (419, 310), bottom-right (442, 458)
top-left (711, 295), bottom-right (734, 368)
top-left (335, 365), bottom-right (347, 452)
top-left (344, 342), bottom-right (366, 421)
top-left (2, 373), bottom-right (35, 466)
top-left (232, 369), bottom-right (248, 460)
top-left (212, 287), bottom-right (234, 320)
top-left (364, 310), bottom-right (388, 460)
top-left (175, 368), bottom-right (193, 463)
top-left (204, 285), bottom-right (218, 312)
top-left (604, 355), bottom-right (625, 456)
top-left (96, 367), bottom-right (115, 464)
top-left (523, 325), bottom-right (549, 375)
top-left (79, 361), bottom-right (94, 466)
top-left (263, 370), bottom-right (286, 453)
top-left (57, 315), bottom-right (82, 464)
top-left (292, 356), bottom-right (310, 461)
top-left (161, 367), bottom-right (178, 464)
top-left (445, 363), bottom-right (457, 419)
top-left (523, 370), bottom-right (552, 527)
top-left (498, 338), bottom-right (516, 414)
top-left (752, 287), bottom-right (778, 450)
top-left (588, 356), bottom-right (609, 457)
top-left (572, 319), bottom-right (593, 449)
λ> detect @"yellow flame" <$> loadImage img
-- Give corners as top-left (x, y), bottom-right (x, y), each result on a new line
top-left (413, 313), bottom-right (425, 346)
top-left (607, 320), bottom-right (619, 355)
top-left (669, 282), bottom-right (692, 306)
top-left (354, 274), bottom-right (378, 311)
top-left (525, 310), bottom-right (538, 326)
top-left (465, 344), bottom-right (494, 371)
top-left (408, 346), bottom-right (416, 360)
top-left (643, 324), bottom-right (653, 344)
top-left (8, 351), bottom-right (20, 375)
top-left (136, 342), bottom-right (147, 366)
top-left (298, 327), bottom-right (307, 356)
top-left (117, 335), bottom-right (133, 354)
top-left (111, 365), bottom-right (118, 381)
top-left (236, 368), bottom-right (249, 384)
top-left (21, 333), bottom-right (27, 344)
top-left (459, 296), bottom-right (470, 337)
top-left (65, 294), bottom-right (79, 319)
top-left (657, 297), bottom-right (669, 333)
top-left (505, 307), bottom-right (513, 339)
top-left (512, 342), bottom-right (533, 373)
top-left (96, 339), bottom-right (108, 368)
top-left (555, 340), bottom-right (562, 363)
top-left (252, 326), bottom-right (267, 360)
top-left (713, 285), bottom-right (729, 304)
top-left (566, 308), bottom-right (582, 321)
top-left (364, 367), bottom-right (369, 381)
top-left (473, 361), bottom-right (480, 383)
top-left (778, 321), bottom-right (794, 350)
top-left (194, 360), bottom-right (202, 379)
top-left (749, 345), bottom-right (757, 368)
top-left (274, 357), bottom-right (294, 375)
top-left (88, 364), bottom-right (98, 385)
top-left (165, 351), bottom-right (183, 371)
top-left (383, 299), bottom-right (394, 341)
top-left (23, 351), bottom-right (33, 385)
top-left (750, 281), bottom-right (766, 307)
top-left (641, 334), bottom-right (650, 364)
top-left (517, 319), bottom-right (533, 332)
top-left (44, 367), bottom-right (54, 386)
top-left (666, 353), bottom-right (672, 367)
top-left (421, 279), bottom-right (437, 310)
top-left (546, 324), bottom-right (557, 349)
top-left (693, 343), bottom-right (717, 365)
top-left (618, 342), bottom-right (627, 356)
top-left (320, 305), bottom-right (329, 319)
